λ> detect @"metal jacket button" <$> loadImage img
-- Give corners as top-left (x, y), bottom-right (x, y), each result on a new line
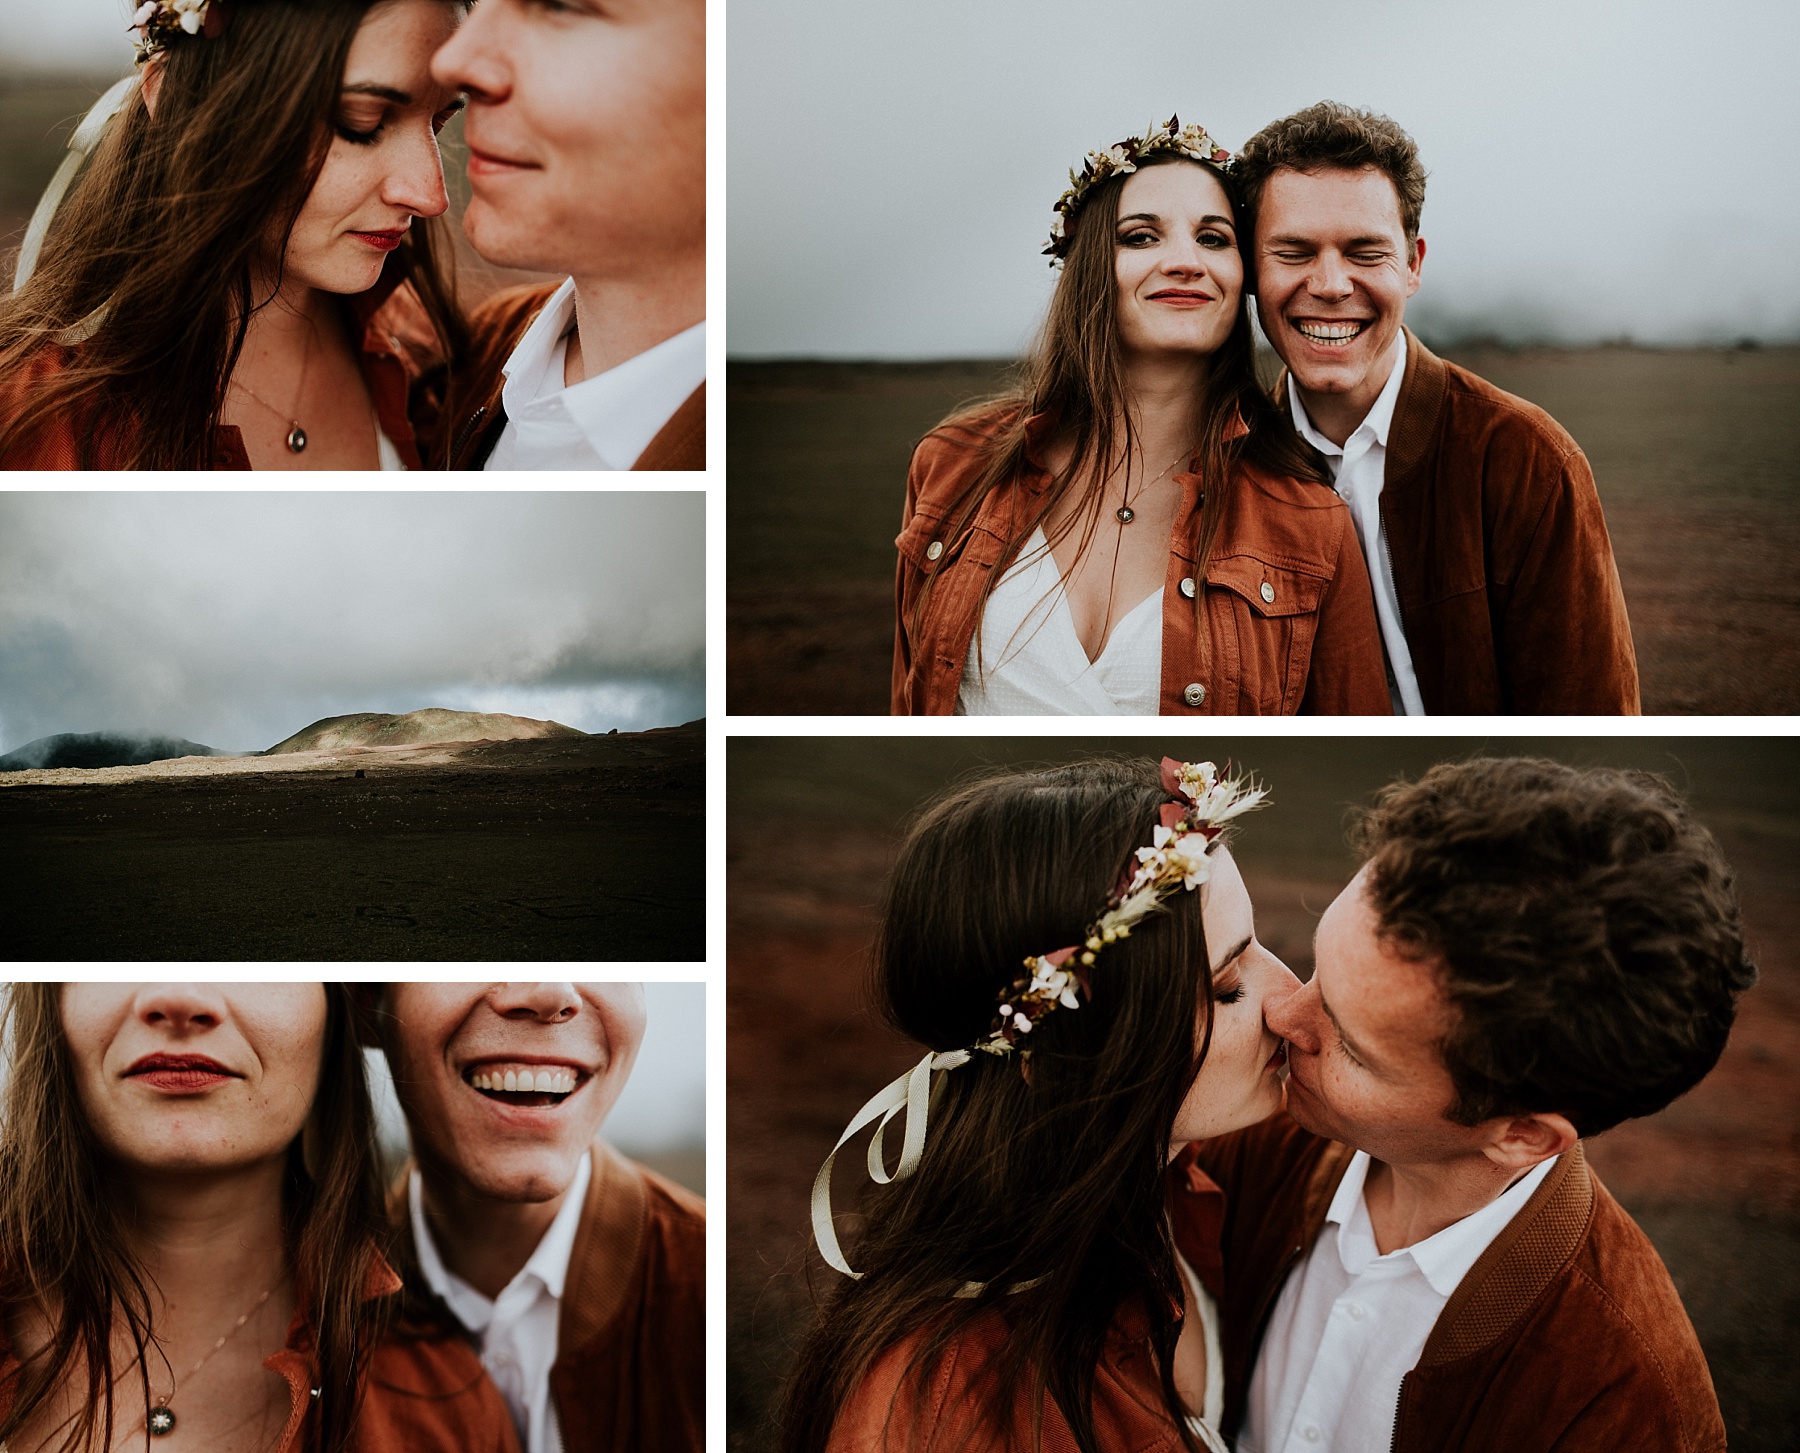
top-left (1179, 577), bottom-right (1196, 599)
top-left (1260, 581), bottom-right (1276, 604)
top-left (925, 540), bottom-right (944, 561)
top-left (1183, 683), bottom-right (1206, 707)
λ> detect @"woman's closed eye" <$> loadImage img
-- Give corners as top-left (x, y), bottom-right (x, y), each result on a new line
top-left (1213, 984), bottom-right (1247, 1006)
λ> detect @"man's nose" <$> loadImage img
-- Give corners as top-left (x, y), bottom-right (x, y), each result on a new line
top-left (1306, 252), bottom-right (1352, 301)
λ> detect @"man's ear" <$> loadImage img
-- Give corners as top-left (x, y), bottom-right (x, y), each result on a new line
top-left (1404, 234), bottom-right (1426, 298)
top-left (1480, 1109), bottom-right (1578, 1174)
top-left (140, 58), bottom-right (166, 118)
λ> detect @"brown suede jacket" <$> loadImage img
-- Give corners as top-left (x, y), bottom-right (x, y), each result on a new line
top-left (0, 255), bottom-right (445, 470)
top-left (890, 405), bottom-right (1392, 715)
top-left (392, 1140), bottom-right (705, 1453)
top-left (1366, 329), bottom-right (1640, 713)
top-left (0, 1252), bottom-right (517, 1453)
top-left (1183, 1116), bottom-right (1725, 1453)
top-left (440, 281), bottom-right (706, 471)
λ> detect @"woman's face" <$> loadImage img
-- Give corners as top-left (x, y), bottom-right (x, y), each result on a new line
top-left (1112, 161), bottom-right (1243, 364)
top-left (283, 0), bottom-right (465, 295)
top-left (62, 984), bottom-right (328, 1175)
top-left (1170, 847), bottom-right (1301, 1147)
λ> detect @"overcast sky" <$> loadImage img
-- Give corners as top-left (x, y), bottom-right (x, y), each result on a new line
top-left (731, 0), bottom-right (1800, 356)
top-left (0, 493), bottom-right (704, 754)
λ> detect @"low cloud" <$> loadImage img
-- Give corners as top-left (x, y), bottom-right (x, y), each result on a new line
top-left (0, 493), bottom-right (704, 753)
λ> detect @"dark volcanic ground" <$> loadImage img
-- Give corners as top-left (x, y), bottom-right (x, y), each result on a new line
top-left (0, 724), bottom-right (703, 962)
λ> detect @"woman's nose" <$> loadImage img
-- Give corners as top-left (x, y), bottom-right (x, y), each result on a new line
top-left (385, 127), bottom-right (451, 219)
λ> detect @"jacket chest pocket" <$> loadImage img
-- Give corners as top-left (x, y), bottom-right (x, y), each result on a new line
top-left (895, 513), bottom-right (1007, 687)
top-left (1206, 555), bottom-right (1327, 714)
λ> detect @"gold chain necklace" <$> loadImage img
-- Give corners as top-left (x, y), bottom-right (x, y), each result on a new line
top-left (229, 315), bottom-right (317, 454)
top-left (1115, 443), bottom-right (1196, 525)
top-left (145, 1283), bottom-right (277, 1437)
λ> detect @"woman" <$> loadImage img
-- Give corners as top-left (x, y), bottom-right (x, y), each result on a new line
top-left (892, 119), bottom-right (1389, 715)
top-left (0, 0), bottom-right (469, 470)
top-left (0, 984), bottom-right (516, 1453)
top-left (782, 758), bottom-right (1300, 1453)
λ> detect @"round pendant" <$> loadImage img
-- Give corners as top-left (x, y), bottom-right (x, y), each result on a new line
top-left (286, 424), bottom-right (307, 453)
top-left (149, 1405), bottom-right (176, 1437)
top-left (1115, 506), bottom-right (1135, 524)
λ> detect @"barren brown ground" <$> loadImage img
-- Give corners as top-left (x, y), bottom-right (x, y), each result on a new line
top-left (0, 724), bottom-right (703, 962)
top-left (727, 347), bottom-right (1800, 714)
top-left (728, 737), bottom-right (1800, 1453)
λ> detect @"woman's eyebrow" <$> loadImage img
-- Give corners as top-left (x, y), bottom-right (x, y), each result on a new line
top-left (342, 82), bottom-right (413, 104)
top-left (1211, 933), bottom-right (1253, 974)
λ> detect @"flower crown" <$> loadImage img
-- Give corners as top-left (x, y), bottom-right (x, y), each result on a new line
top-left (981, 759), bottom-right (1264, 1054)
top-left (130, 0), bottom-right (233, 64)
top-left (1045, 115), bottom-right (1235, 263)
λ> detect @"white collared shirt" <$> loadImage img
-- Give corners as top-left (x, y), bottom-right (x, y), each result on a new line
top-left (1241, 1150), bottom-right (1557, 1453)
top-left (410, 1152), bottom-right (593, 1453)
top-left (1286, 333), bottom-right (1424, 715)
top-left (486, 277), bottom-right (705, 471)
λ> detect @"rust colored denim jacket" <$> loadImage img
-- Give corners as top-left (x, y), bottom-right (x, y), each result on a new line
top-left (890, 406), bottom-right (1392, 716)
top-left (1185, 1117), bottom-right (1726, 1453)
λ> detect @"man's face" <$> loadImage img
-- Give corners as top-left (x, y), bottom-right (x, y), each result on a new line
top-left (429, 0), bottom-right (704, 281)
top-left (384, 983), bottom-right (646, 1202)
top-left (1253, 165), bottom-right (1423, 406)
top-left (1266, 867), bottom-right (1488, 1167)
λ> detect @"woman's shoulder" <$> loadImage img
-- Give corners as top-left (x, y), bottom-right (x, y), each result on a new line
top-left (906, 401), bottom-right (1027, 512)
top-left (1213, 454), bottom-right (1354, 578)
top-left (359, 1328), bottom-right (519, 1453)
top-left (0, 343), bottom-right (129, 469)
top-left (829, 1318), bottom-right (1013, 1453)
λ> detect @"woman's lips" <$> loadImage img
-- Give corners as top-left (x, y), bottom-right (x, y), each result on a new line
top-left (126, 1054), bottom-right (238, 1093)
top-left (1149, 289), bottom-right (1213, 306)
top-left (347, 229), bottom-right (407, 252)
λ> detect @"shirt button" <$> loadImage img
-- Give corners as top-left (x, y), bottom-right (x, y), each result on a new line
top-left (1260, 581), bottom-right (1276, 604)
top-left (1302, 1427), bottom-right (1322, 1444)
top-left (925, 540), bottom-right (944, 561)
top-left (1182, 682), bottom-right (1206, 707)
top-left (1347, 1302), bottom-right (1367, 1321)
top-left (1179, 576), bottom-right (1196, 599)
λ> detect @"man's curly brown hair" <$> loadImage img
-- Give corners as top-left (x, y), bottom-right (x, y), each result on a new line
top-left (1236, 100), bottom-right (1428, 242)
top-left (1352, 757), bottom-right (1757, 1138)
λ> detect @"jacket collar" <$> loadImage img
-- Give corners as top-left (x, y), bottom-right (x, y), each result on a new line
top-left (1383, 326), bottom-right (1448, 485)
top-left (557, 1139), bottom-right (648, 1355)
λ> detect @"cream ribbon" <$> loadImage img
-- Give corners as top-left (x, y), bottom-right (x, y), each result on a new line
top-left (811, 1049), bottom-right (970, 1278)
top-left (14, 75), bottom-right (138, 294)
top-left (810, 1048), bottom-right (1046, 1298)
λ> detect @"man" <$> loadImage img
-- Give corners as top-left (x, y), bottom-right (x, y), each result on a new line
top-left (1182, 758), bottom-right (1753, 1452)
top-left (376, 983), bottom-right (704, 1453)
top-left (1235, 103), bottom-right (1638, 712)
top-left (432, 0), bottom-right (705, 470)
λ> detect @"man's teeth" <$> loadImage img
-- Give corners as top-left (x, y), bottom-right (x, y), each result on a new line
top-left (1296, 320), bottom-right (1365, 346)
top-left (471, 1067), bottom-right (577, 1094)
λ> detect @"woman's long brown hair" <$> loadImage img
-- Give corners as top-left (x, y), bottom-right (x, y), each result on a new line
top-left (0, 0), bottom-right (469, 469)
top-left (911, 155), bottom-right (1326, 657)
top-left (779, 759), bottom-right (1229, 1453)
top-left (0, 985), bottom-right (391, 1453)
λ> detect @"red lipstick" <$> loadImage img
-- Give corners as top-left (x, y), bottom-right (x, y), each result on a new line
top-left (347, 228), bottom-right (407, 252)
top-left (126, 1053), bottom-right (238, 1093)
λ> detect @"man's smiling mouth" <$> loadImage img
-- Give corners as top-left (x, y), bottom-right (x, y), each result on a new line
top-left (1294, 319), bottom-right (1368, 347)
top-left (465, 1063), bottom-right (581, 1108)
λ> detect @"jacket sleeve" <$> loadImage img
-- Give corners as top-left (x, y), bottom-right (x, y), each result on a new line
top-left (1494, 443), bottom-right (1641, 714)
top-left (1300, 507), bottom-right (1394, 715)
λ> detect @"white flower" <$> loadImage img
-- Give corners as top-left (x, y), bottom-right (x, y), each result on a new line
top-left (130, 0), bottom-right (158, 30)
top-left (1101, 144), bottom-right (1132, 169)
top-left (173, 0), bottom-right (207, 32)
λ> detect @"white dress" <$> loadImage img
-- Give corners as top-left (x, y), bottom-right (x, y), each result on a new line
top-left (956, 528), bottom-right (1162, 715)
top-left (1175, 1243), bottom-right (1231, 1453)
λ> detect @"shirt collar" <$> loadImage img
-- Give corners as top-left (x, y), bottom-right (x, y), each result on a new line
top-left (499, 277), bottom-right (706, 470)
top-left (408, 1150), bottom-right (593, 1324)
top-left (1287, 328), bottom-right (1408, 459)
top-left (1326, 1148), bottom-right (1560, 1298)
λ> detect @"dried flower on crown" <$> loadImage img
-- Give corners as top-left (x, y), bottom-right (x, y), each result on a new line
top-left (1045, 115), bottom-right (1235, 264)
